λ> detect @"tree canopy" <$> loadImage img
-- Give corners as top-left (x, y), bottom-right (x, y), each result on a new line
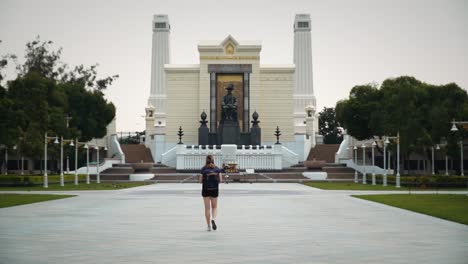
top-left (318, 107), bottom-right (343, 144)
top-left (336, 76), bottom-right (468, 159)
top-left (0, 37), bottom-right (117, 159)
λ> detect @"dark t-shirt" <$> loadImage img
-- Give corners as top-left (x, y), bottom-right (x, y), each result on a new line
top-left (201, 166), bottom-right (222, 190)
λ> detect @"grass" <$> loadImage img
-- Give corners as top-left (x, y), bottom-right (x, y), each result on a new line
top-left (0, 182), bottom-right (153, 191)
top-left (0, 193), bottom-right (75, 208)
top-left (303, 182), bottom-right (466, 191)
top-left (353, 194), bottom-right (468, 225)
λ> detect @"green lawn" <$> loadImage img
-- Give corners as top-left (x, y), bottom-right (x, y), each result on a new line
top-left (0, 193), bottom-right (76, 208)
top-left (304, 182), bottom-right (465, 191)
top-left (353, 194), bottom-right (468, 225)
top-left (0, 182), bottom-right (153, 191)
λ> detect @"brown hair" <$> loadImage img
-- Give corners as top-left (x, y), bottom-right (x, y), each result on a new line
top-left (205, 155), bottom-right (215, 168)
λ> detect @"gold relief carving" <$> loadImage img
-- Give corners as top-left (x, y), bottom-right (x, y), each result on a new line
top-left (200, 56), bottom-right (259, 60)
top-left (225, 43), bottom-right (235, 55)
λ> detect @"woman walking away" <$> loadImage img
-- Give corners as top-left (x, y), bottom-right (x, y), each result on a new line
top-left (200, 155), bottom-right (223, 231)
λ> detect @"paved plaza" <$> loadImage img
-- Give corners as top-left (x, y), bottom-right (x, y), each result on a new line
top-left (1, 183), bottom-right (467, 264)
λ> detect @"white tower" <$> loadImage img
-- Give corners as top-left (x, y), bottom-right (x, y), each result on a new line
top-left (148, 14), bottom-right (170, 129)
top-left (293, 14), bottom-right (316, 134)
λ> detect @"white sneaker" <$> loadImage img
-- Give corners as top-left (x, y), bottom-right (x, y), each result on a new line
top-left (207, 225), bottom-right (211, 231)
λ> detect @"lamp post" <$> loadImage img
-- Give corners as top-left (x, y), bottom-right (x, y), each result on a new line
top-left (385, 132), bottom-right (400, 188)
top-left (84, 144), bottom-right (90, 184)
top-left (74, 140), bottom-right (91, 185)
top-left (44, 133), bottom-right (59, 188)
top-left (95, 144), bottom-right (100, 184)
top-left (371, 141), bottom-right (376, 185)
top-left (383, 136), bottom-right (387, 186)
top-left (13, 145), bottom-right (22, 175)
top-left (431, 146), bottom-right (435, 175)
top-left (450, 120), bottom-right (466, 176)
top-left (353, 145), bottom-right (358, 183)
top-left (4, 147), bottom-right (7, 175)
top-left (361, 144), bottom-right (366, 184)
top-left (59, 137), bottom-right (75, 186)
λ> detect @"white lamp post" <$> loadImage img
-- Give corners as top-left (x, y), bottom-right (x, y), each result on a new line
top-left (84, 144), bottom-right (90, 184)
top-left (353, 145), bottom-right (358, 183)
top-left (372, 141), bottom-right (376, 185)
top-left (44, 133), bottom-right (59, 188)
top-left (450, 120), bottom-right (466, 176)
top-left (361, 144), bottom-right (366, 184)
top-left (95, 145), bottom-right (100, 184)
top-left (431, 146), bottom-right (435, 175)
top-left (461, 140), bottom-right (464, 177)
top-left (59, 137), bottom-right (75, 186)
top-left (383, 137), bottom-right (388, 186)
top-left (74, 139), bottom-right (90, 185)
top-left (385, 133), bottom-right (400, 187)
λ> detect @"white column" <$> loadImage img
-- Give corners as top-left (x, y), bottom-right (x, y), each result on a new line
top-left (148, 14), bottom-right (170, 129)
top-left (293, 14), bottom-right (316, 133)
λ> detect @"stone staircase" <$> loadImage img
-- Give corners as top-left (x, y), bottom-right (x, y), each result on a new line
top-left (307, 144), bottom-right (340, 163)
top-left (322, 164), bottom-right (356, 180)
top-left (306, 144), bottom-right (356, 181)
top-left (120, 144), bottom-right (154, 163)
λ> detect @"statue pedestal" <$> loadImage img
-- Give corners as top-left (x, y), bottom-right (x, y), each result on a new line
top-left (218, 121), bottom-right (240, 145)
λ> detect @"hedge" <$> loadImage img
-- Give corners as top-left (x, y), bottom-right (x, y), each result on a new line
top-left (371, 174), bottom-right (468, 188)
top-left (0, 175), bottom-right (87, 186)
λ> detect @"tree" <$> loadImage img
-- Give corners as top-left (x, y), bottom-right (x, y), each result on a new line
top-left (0, 37), bottom-right (118, 163)
top-left (318, 107), bottom-right (343, 144)
top-left (336, 76), bottom-right (468, 174)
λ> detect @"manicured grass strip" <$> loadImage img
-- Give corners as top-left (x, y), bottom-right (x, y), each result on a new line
top-left (303, 182), bottom-right (465, 191)
top-left (353, 194), bottom-right (468, 225)
top-left (0, 193), bottom-right (75, 208)
top-left (0, 182), bottom-right (153, 191)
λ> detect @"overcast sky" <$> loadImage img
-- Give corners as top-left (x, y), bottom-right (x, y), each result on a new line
top-left (1, 0), bottom-right (467, 132)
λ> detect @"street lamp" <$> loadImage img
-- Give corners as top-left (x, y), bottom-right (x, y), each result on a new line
top-left (361, 144), bottom-right (367, 184)
top-left (59, 137), bottom-right (75, 186)
top-left (431, 145), bottom-right (435, 175)
top-left (43, 133), bottom-right (59, 188)
top-left (3, 146), bottom-right (7, 175)
top-left (371, 141), bottom-right (376, 185)
top-left (383, 136), bottom-right (388, 186)
top-left (450, 119), bottom-right (467, 177)
top-left (385, 133), bottom-right (401, 187)
top-left (74, 139), bottom-right (89, 185)
top-left (94, 144), bottom-right (100, 184)
top-left (353, 145), bottom-right (358, 183)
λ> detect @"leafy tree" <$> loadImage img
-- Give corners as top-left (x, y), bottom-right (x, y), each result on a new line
top-left (318, 107), bottom-right (343, 144)
top-left (336, 76), bottom-right (468, 174)
top-left (0, 37), bottom-right (118, 166)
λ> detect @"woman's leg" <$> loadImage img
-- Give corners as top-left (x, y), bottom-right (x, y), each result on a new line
top-left (210, 197), bottom-right (218, 220)
top-left (203, 197), bottom-right (211, 226)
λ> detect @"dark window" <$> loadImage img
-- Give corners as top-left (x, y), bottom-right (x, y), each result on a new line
top-left (298, 21), bottom-right (309, 28)
top-left (155, 22), bottom-right (166, 29)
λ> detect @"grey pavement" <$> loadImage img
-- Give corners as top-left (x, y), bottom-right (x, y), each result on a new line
top-left (0, 183), bottom-right (467, 264)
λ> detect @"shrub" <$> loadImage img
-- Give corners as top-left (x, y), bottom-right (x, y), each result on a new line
top-left (0, 175), bottom-right (87, 186)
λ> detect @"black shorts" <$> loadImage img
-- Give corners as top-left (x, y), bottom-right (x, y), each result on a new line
top-left (202, 188), bottom-right (219, 197)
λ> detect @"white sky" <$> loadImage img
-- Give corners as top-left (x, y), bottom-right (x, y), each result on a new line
top-left (1, 0), bottom-right (467, 132)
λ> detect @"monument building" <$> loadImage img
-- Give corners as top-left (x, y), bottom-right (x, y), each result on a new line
top-left (145, 14), bottom-right (319, 169)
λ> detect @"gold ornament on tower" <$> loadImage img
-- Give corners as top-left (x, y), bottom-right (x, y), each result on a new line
top-left (225, 43), bottom-right (235, 55)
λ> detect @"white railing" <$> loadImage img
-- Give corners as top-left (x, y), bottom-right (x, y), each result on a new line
top-left (335, 134), bottom-right (351, 163)
top-left (343, 159), bottom-right (389, 175)
top-left (74, 158), bottom-right (121, 175)
top-left (110, 134), bottom-right (125, 163)
top-left (168, 144), bottom-right (297, 170)
top-left (161, 145), bottom-right (177, 168)
top-left (281, 145), bottom-right (299, 168)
